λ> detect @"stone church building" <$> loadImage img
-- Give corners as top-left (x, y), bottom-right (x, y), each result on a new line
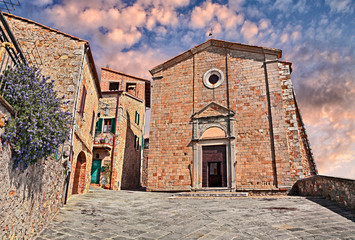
top-left (147, 39), bottom-right (317, 192)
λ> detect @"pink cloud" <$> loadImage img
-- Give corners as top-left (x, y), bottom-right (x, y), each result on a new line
top-left (190, 1), bottom-right (243, 31)
top-left (241, 20), bottom-right (258, 40)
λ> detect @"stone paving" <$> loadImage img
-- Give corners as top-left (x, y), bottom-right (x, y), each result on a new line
top-left (35, 188), bottom-right (355, 240)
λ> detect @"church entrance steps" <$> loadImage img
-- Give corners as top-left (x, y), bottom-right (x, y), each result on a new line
top-left (236, 187), bottom-right (290, 196)
top-left (171, 191), bottom-right (248, 198)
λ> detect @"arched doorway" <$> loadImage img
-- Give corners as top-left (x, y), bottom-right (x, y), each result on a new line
top-left (72, 151), bottom-right (87, 194)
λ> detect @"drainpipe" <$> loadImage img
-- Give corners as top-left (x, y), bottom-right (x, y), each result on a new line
top-left (110, 92), bottom-right (120, 190)
top-left (224, 47), bottom-right (233, 189)
top-left (139, 107), bottom-right (145, 187)
top-left (63, 43), bottom-right (88, 205)
top-left (262, 49), bottom-right (278, 188)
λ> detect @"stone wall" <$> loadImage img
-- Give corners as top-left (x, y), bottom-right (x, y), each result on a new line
top-left (115, 92), bottom-right (145, 190)
top-left (0, 96), bottom-right (65, 239)
top-left (5, 13), bottom-right (101, 200)
top-left (67, 56), bottom-right (100, 199)
top-left (291, 175), bottom-right (355, 210)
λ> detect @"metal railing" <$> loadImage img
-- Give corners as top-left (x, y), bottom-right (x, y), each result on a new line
top-left (0, 10), bottom-right (27, 93)
top-left (0, 0), bottom-right (20, 13)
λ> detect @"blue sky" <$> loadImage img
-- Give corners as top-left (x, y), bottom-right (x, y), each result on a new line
top-left (12, 0), bottom-right (355, 178)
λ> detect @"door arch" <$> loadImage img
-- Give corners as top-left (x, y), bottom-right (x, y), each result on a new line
top-left (72, 151), bottom-right (87, 194)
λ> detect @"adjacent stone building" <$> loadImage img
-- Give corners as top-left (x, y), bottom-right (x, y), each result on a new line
top-left (147, 39), bottom-right (317, 192)
top-left (4, 13), bottom-right (102, 199)
top-left (0, 13), bottom-right (102, 239)
top-left (92, 68), bottom-right (150, 190)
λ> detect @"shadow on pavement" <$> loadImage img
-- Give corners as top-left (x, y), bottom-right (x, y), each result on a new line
top-left (306, 196), bottom-right (355, 222)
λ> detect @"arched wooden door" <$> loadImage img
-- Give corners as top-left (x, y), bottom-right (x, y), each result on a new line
top-left (72, 151), bottom-right (87, 194)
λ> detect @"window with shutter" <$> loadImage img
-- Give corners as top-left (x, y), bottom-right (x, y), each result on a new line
top-left (90, 111), bottom-right (95, 135)
top-left (110, 118), bottom-right (116, 133)
top-left (103, 119), bottom-right (112, 133)
top-left (79, 86), bottom-right (87, 118)
top-left (95, 118), bottom-right (103, 134)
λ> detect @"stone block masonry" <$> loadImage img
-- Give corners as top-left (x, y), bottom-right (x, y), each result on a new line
top-left (0, 13), bottom-right (101, 238)
top-left (4, 13), bottom-right (101, 200)
top-left (291, 175), bottom-right (355, 210)
top-left (0, 96), bottom-right (65, 240)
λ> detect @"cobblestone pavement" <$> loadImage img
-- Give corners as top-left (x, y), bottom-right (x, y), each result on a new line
top-left (36, 188), bottom-right (355, 240)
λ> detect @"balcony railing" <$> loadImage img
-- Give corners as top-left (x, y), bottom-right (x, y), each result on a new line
top-left (94, 132), bottom-right (114, 149)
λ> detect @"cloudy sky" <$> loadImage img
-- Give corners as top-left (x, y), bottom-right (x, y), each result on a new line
top-left (11, 0), bottom-right (355, 179)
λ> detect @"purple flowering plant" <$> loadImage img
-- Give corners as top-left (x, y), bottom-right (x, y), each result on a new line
top-left (1, 64), bottom-right (72, 169)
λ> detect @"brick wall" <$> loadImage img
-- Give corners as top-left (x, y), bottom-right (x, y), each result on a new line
top-left (148, 40), bottom-right (315, 191)
top-left (101, 68), bottom-right (147, 101)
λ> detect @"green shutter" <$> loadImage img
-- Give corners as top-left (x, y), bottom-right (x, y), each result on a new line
top-left (134, 135), bottom-right (137, 148)
top-left (137, 113), bottom-right (140, 125)
top-left (137, 137), bottom-right (140, 149)
top-left (110, 118), bottom-right (116, 133)
top-left (135, 111), bottom-right (137, 123)
top-left (96, 118), bottom-right (103, 133)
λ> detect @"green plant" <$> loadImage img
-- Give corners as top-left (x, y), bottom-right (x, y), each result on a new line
top-left (1, 64), bottom-right (72, 169)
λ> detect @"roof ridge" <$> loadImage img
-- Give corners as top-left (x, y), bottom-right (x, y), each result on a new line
top-left (101, 67), bottom-right (150, 82)
top-left (3, 12), bottom-right (87, 42)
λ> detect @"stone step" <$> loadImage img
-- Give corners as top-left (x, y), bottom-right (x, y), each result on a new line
top-left (172, 191), bottom-right (248, 198)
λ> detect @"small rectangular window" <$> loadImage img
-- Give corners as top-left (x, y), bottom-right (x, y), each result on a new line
top-left (126, 83), bottom-right (136, 96)
top-left (103, 119), bottom-right (112, 133)
top-left (134, 135), bottom-right (137, 148)
top-left (79, 86), bottom-right (87, 118)
top-left (134, 111), bottom-right (140, 125)
top-left (109, 82), bottom-right (119, 91)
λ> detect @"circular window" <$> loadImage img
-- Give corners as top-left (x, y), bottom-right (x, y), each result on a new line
top-left (203, 68), bottom-right (224, 89)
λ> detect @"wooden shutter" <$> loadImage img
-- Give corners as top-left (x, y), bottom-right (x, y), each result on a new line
top-left (137, 113), bottom-right (140, 125)
top-left (79, 86), bottom-right (87, 117)
top-left (110, 118), bottom-right (116, 133)
top-left (90, 111), bottom-right (95, 135)
top-left (96, 118), bottom-right (103, 134)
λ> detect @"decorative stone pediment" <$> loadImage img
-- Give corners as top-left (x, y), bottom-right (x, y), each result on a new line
top-left (192, 102), bottom-right (234, 119)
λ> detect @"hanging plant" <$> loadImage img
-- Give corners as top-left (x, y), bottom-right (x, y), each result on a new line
top-left (1, 64), bottom-right (72, 169)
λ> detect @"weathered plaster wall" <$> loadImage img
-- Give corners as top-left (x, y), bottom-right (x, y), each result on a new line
top-left (0, 97), bottom-right (64, 240)
top-left (291, 175), bottom-right (355, 210)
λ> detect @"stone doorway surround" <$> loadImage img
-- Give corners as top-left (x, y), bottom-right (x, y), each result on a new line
top-left (191, 102), bottom-right (236, 190)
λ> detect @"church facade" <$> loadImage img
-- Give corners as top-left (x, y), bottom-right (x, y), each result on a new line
top-left (147, 39), bottom-right (317, 191)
